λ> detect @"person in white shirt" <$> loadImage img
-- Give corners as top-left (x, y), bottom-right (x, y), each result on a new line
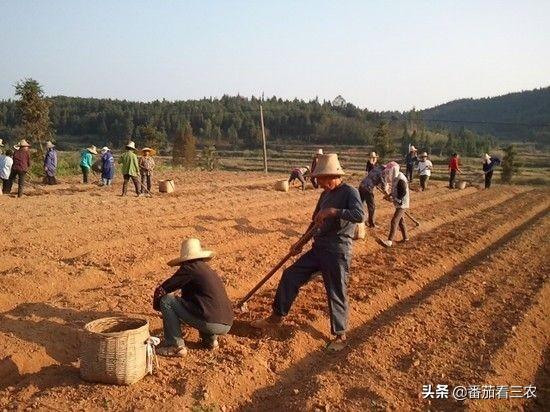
top-left (416, 152), bottom-right (433, 191)
top-left (0, 148), bottom-right (14, 195)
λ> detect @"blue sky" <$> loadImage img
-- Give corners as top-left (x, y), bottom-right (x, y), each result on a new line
top-left (0, 0), bottom-right (549, 110)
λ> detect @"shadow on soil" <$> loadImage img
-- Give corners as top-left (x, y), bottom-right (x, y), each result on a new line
top-left (237, 207), bottom-right (549, 411)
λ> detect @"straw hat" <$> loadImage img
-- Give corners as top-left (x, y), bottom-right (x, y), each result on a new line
top-left (483, 153), bottom-right (491, 162)
top-left (311, 154), bottom-right (345, 177)
top-left (419, 152), bottom-right (428, 158)
top-left (316, 149), bottom-right (323, 155)
top-left (167, 238), bottom-right (214, 266)
top-left (410, 145), bottom-right (417, 152)
top-left (0, 139), bottom-right (3, 147)
top-left (46, 141), bottom-right (55, 149)
top-left (87, 145), bottom-right (98, 155)
top-left (369, 151), bottom-right (378, 159)
top-left (141, 147), bottom-right (156, 156)
top-left (101, 146), bottom-right (110, 152)
top-left (126, 141), bottom-right (137, 150)
top-left (17, 139), bottom-right (30, 148)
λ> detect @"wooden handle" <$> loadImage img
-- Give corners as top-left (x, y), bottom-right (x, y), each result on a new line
top-left (236, 224), bottom-right (318, 308)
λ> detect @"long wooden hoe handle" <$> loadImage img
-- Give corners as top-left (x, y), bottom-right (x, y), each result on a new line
top-left (236, 224), bottom-right (318, 308)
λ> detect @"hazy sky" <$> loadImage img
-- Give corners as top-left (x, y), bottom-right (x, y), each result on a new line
top-left (1, 0), bottom-right (549, 111)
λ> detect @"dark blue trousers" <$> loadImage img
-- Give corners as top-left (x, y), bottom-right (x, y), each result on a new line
top-left (273, 247), bottom-right (351, 335)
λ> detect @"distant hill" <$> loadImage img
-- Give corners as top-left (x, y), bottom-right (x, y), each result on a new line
top-left (420, 87), bottom-right (550, 144)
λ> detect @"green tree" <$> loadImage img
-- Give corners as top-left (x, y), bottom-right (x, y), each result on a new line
top-left (227, 125), bottom-right (238, 148)
top-left (372, 121), bottom-right (395, 160)
top-left (172, 124), bottom-right (186, 166)
top-left (138, 124), bottom-right (167, 152)
top-left (501, 144), bottom-right (521, 183)
top-left (200, 145), bottom-right (220, 171)
top-left (14, 78), bottom-right (53, 153)
top-left (183, 123), bottom-right (197, 168)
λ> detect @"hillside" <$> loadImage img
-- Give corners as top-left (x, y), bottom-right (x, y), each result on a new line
top-left (421, 87), bottom-right (550, 143)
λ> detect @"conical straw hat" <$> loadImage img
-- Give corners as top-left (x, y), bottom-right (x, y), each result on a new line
top-left (167, 238), bottom-right (215, 266)
top-left (311, 154), bottom-right (345, 177)
top-left (141, 147), bottom-right (156, 156)
top-left (87, 145), bottom-right (98, 154)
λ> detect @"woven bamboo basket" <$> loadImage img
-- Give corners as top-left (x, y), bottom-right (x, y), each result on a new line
top-left (275, 179), bottom-right (289, 192)
top-left (159, 179), bottom-right (175, 193)
top-left (458, 181), bottom-right (467, 190)
top-left (80, 317), bottom-right (150, 385)
top-left (354, 222), bottom-right (366, 240)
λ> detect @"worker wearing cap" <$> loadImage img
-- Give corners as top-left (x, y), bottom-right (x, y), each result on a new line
top-left (405, 145), bottom-right (417, 182)
top-left (310, 149), bottom-right (323, 189)
top-left (416, 152), bottom-right (433, 191)
top-left (252, 154), bottom-right (364, 351)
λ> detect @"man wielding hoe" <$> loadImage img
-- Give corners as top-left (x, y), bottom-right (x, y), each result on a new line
top-left (358, 163), bottom-right (386, 228)
top-left (252, 153), bottom-right (364, 351)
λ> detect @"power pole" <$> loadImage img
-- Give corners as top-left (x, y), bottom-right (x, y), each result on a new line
top-left (260, 102), bottom-right (268, 173)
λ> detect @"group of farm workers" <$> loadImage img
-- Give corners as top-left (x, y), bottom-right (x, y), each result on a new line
top-left (0, 139), bottom-right (156, 197)
top-left (153, 147), bottom-right (504, 357)
top-left (79, 141), bottom-right (156, 196)
top-left (154, 152), bottom-right (363, 355)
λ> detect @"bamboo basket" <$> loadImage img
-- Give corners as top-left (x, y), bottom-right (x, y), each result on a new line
top-left (80, 317), bottom-right (150, 385)
top-left (275, 179), bottom-right (289, 192)
top-left (354, 222), bottom-right (366, 240)
top-left (458, 181), bottom-right (467, 190)
top-left (159, 179), bottom-right (175, 193)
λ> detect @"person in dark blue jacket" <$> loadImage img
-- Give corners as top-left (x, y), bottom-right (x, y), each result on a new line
top-left (404, 145), bottom-right (418, 182)
top-left (100, 147), bottom-right (115, 186)
top-left (482, 153), bottom-right (501, 189)
top-left (251, 154), bottom-right (364, 352)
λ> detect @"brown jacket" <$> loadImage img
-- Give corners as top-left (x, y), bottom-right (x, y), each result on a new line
top-left (13, 149), bottom-right (31, 172)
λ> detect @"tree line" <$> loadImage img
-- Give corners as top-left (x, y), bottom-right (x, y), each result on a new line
top-left (0, 79), bottom-right (501, 158)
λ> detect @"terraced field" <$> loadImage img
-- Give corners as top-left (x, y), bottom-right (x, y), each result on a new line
top-left (0, 169), bottom-right (548, 411)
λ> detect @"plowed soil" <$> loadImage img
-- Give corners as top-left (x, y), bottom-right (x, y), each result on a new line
top-left (0, 171), bottom-right (548, 411)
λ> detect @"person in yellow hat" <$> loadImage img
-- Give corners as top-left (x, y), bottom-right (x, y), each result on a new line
top-left (80, 145), bottom-right (97, 184)
top-left (251, 154), bottom-right (364, 351)
top-left (153, 238), bottom-right (233, 357)
top-left (138, 147), bottom-right (156, 194)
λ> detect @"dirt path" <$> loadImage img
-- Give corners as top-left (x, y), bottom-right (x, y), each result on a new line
top-left (0, 171), bottom-right (548, 411)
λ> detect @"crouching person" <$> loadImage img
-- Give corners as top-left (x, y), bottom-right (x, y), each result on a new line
top-left (153, 238), bottom-right (233, 357)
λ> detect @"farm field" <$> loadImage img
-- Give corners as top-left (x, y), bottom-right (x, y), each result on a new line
top-left (0, 169), bottom-right (549, 411)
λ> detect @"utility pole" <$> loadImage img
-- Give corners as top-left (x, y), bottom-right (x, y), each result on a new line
top-left (260, 100), bottom-right (268, 173)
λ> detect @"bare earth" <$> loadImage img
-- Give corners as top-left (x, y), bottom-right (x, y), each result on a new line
top-left (0, 171), bottom-right (548, 411)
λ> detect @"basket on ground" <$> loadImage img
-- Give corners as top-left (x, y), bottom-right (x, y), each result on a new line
top-left (275, 179), bottom-right (289, 192)
top-left (159, 179), bottom-right (175, 193)
top-left (80, 317), bottom-right (150, 385)
top-left (458, 181), bottom-right (467, 190)
top-left (354, 222), bottom-right (366, 240)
